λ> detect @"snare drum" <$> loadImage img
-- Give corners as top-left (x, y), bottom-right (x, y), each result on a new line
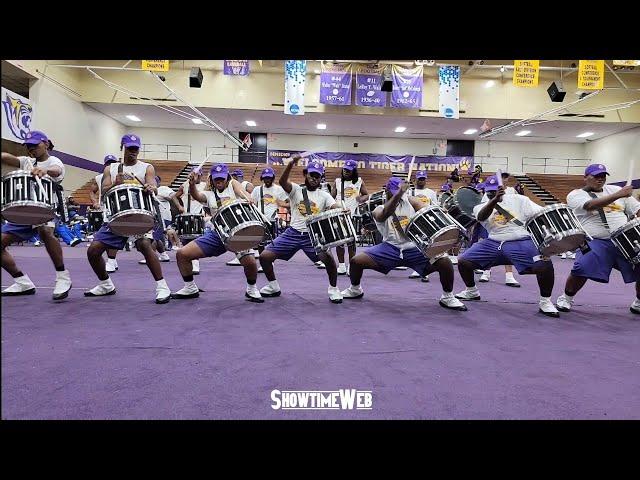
top-left (306, 209), bottom-right (357, 252)
top-left (213, 200), bottom-right (267, 252)
top-left (441, 186), bottom-right (483, 229)
top-left (610, 217), bottom-right (640, 265)
top-left (405, 205), bottom-right (465, 258)
top-left (87, 209), bottom-right (106, 233)
top-left (104, 184), bottom-right (156, 236)
top-left (174, 213), bottom-right (205, 240)
top-left (525, 203), bottom-right (588, 256)
top-left (1, 170), bottom-right (57, 225)
top-left (357, 190), bottom-right (386, 232)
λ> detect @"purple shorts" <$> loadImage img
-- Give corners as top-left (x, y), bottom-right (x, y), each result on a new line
top-left (193, 230), bottom-right (228, 258)
top-left (265, 227), bottom-right (319, 263)
top-left (152, 220), bottom-right (172, 241)
top-left (2, 222), bottom-right (40, 241)
top-left (460, 237), bottom-right (546, 274)
top-left (571, 238), bottom-right (640, 284)
top-left (469, 224), bottom-right (488, 246)
top-left (364, 242), bottom-right (428, 275)
top-left (93, 224), bottom-right (133, 250)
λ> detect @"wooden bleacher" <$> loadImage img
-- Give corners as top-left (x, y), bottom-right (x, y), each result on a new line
top-left (526, 173), bottom-right (584, 204)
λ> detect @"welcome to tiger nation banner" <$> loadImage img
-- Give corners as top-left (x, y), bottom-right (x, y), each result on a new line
top-left (1, 87), bottom-right (34, 143)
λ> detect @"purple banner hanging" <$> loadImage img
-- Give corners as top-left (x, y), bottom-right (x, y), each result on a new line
top-left (319, 63), bottom-right (352, 106)
top-left (224, 60), bottom-right (250, 76)
top-left (391, 64), bottom-right (423, 109)
top-left (267, 149), bottom-right (473, 173)
top-left (355, 64), bottom-right (387, 107)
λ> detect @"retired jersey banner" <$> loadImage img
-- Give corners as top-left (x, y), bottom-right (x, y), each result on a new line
top-left (284, 60), bottom-right (306, 115)
top-left (438, 65), bottom-right (460, 119)
top-left (319, 63), bottom-right (352, 105)
top-left (391, 64), bottom-right (423, 109)
top-left (141, 60), bottom-right (170, 72)
top-left (578, 60), bottom-right (605, 90)
top-left (613, 60), bottom-right (640, 67)
top-left (224, 60), bottom-right (250, 76)
top-left (1, 87), bottom-right (33, 143)
top-left (267, 149), bottom-right (473, 173)
top-left (512, 60), bottom-right (540, 87)
top-left (355, 64), bottom-right (387, 107)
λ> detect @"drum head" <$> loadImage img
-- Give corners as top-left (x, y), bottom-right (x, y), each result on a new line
top-left (455, 187), bottom-right (483, 216)
top-left (422, 227), bottom-right (461, 258)
top-left (109, 213), bottom-right (156, 236)
top-left (2, 204), bottom-right (55, 224)
top-left (226, 224), bottom-right (265, 252)
top-left (539, 233), bottom-right (586, 256)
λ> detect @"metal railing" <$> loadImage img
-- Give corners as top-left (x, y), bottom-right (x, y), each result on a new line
top-left (198, 146), bottom-right (240, 164)
top-left (473, 156), bottom-right (509, 172)
top-left (140, 144), bottom-right (192, 162)
top-left (522, 157), bottom-right (590, 175)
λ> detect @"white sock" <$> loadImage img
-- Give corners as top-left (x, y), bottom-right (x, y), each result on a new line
top-left (247, 283), bottom-right (257, 290)
top-left (156, 278), bottom-right (168, 289)
top-left (442, 291), bottom-right (454, 299)
top-left (351, 283), bottom-right (361, 289)
top-left (540, 296), bottom-right (552, 303)
top-left (505, 272), bottom-right (515, 281)
top-left (563, 293), bottom-right (574, 301)
top-left (101, 277), bottom-right (114, 287)
top-left (467, 286), bottom-right (479, 293)
top-left (184, 280), bottom-right (196, 289)
top-left (269, 280), bottom-right (280, 289)
top-left (339, 263), bottom-right (345, 267)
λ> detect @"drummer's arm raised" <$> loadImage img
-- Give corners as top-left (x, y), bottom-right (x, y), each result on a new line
top-left (188, 178), bottom-right (208, 204)
top-left (582, 186), bottom-right (633, 211)
top-left (476, 187), bottom-right (504, 221)
top-left (231, 179), bottom-right (253, 202)
top-left (1, 152), bottom-right (21, 168)
top-left (279, 154), bottom-right (300, 194)
top-left (408, 196), bottom-right (424, 213)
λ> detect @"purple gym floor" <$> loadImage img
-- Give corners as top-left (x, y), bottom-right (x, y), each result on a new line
top-left (2, 244), bottom-right (639, 419)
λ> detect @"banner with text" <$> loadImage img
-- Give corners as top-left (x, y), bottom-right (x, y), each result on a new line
top-left (578, 60), bottom-right (605, 90)
top-left (391, 64), bottom-right (423, 109)
top-left (319, 63), bottom-right (352, 105)
top-left (224, 60), bottom-right (250, 76)
top-left (141, 60), bottom-right (170, 72)
top-left (512, 60), bottom-right (540, 87)
top-left (438, 65), bottom-right (460, 119)
top-left (284, 60), bottom-right (307, 115)
top-left (355, 64), bottom-right (387, 107)
top-left (1, 87), bottom-right (33, 143)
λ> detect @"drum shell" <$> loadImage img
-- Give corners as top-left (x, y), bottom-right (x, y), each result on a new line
top-left (610, 217), bottom-right (640, 264)
top-left (525, 203), bottom-right (587, 256)
top-left (405, 205), bottom-right (464, 258)
top-left (105, 185), bottom-right (156, 236)
top-left (1, 171), bottom-right (57, 224)
top-left (213, 200), bottom-right (266, 252)
top-left (306, 209), bottom-right (357, 252)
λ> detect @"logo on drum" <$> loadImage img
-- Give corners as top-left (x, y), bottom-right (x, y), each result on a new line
top-left (1, 91), bottom-right (33, 141)
top-left (271, 389), bottom-right (373, 410)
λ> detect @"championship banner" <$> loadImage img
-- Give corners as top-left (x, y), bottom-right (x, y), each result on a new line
top-left (578, 60), bottom-right (605, 90)
top-left (284, 60), bottom-right (306, 115)
top-left (613, 60), bottom-right (640, 67)
top-left (141, 60), bottom-right (170, 72)
top-left (512, 60), bottom-right (540, 87)
top-left (224, 60), bottom-right (250, 76)
top-left (438, 65), bottom-right (460, 119)
top-left (319, 62), bottom-right (352, 105)
top-left (267, 149), bottom-right (473, 173)
top-left (1, 87), bottom-right (33, 143)
top-left (355, 64), bottom-right (387, 107)
top-left (391, 64), bottom-right (423, 109)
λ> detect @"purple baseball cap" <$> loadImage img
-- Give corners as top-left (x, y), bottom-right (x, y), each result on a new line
top-left (103, 154), bottom-right (118, 165)
top-left (483, 175), bottom-right (500, 191)
top-left (386, 177), bottom-right (403, 195)
top-left (476, 182), bottom-right (486, 191)
top-left (415, 170), bottom-right (428, 179)
top-left (585, 163), bottom-right (609, 176)
top-left (121, 134), bottom-right (141, 148)
top-left (232, 169), bottom-right (244, 177)
top-left (210, 163), bottom-right (229, 180)
top-left (24, 130), bottom-right (49, 146)
top-left (260, 167), bottom-right (275, 179)
top-left (306, 161), bottom-right (325, 175)
top-left (343, 159), bottom-right (357, 171)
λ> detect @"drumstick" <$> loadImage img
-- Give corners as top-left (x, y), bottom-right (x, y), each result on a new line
top-left (496, 168), bottom-right (503, 187)
top-left (405, 156), bottom-right (416, 189)
top-left (626, 137), bottom-right (639, 186)
top-left (34, 174), bottom-right (49, 202)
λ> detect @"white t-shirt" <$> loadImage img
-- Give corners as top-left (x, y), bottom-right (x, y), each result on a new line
top-left (567, 185), bottom-right (640, 239)
top-left (473, 193), bottom-right (543, 242)
top-left (241, 180), bottom-right (251, 191)
top-left (201, 182), bottom-right (239, 214)
top-left (180, 180), bottom-right (206, 214)
top-left (288, 182), bottom-right (336, 232)
top-left (251, 184), bottom-right (287, 220)
top-left (373, 197), bottom-right (416, 250)
top-left (108, 161), bottom-right (150, 186)
top-left (411, 187), bottom-right (439, 208)
top-left (481, 187), bottom-right (516, 203)
top-left (95, 173), bottom-right (104, 200)
top-left (335, 177), bottom-right (363, 214)
top-left (156, 186), bottom-right (176, 222)
top-left (19, 155), bottom-right (65, 183)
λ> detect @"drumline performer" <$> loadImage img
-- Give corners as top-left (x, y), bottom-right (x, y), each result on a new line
top-left (231, 168), bottom-right (254, 194)
top-left (251, 167), bottom-right (289, 259)
top-left (1, 130), bottom-right (73, 299)
top-left (89, 154), bottom-right (120, 272)
top-left (407, 170), bottom-right (438, 282)
top-left (138, 175), bottom-right (172, 265)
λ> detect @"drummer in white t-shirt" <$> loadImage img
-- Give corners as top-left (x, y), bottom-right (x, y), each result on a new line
top-left (1, 130), bottom-right (72, 300)
top-left (407, 170), bottom-right (438, 282)
top-left (251, 167), bottom-right (289, 255)
top-left (231, 168), bottom-right (254, 194)
top-left (556, 163), bottom-right (640, 314)
top-left (331, 159), bottom-right (369, 275)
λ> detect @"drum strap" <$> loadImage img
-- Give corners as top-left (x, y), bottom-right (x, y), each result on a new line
top-left (52, 182), bottom-right (68, 223)
top-left (341, 178), bottom-right (345, 204)
top-left (260, 186), bottom-right (265, 215)
top-left (213, 188), bottom-right (222, 208)
top-left (494, 204), bottom-right (524, 226)
top-left (301, 187), bottom-right (312, 216)
top-left (585, 190), bottom-right (610, 232)
top-left (391, 213), bottom-right (407, 239)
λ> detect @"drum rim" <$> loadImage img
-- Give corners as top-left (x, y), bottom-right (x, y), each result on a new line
top-left (226, 220), bottom-right (266, 239)
top-left (408, 224), bottom-right (462, 253)
top-left (524, 203), bottom-right (577, 227)
top-left (305, 208), bottom-right (348, 224)
top-left (105, 184), bottom-right (147, 195)
top-left (2, 200), bottom-right (55, 211)
top-left (533, 228), bottom-right (586, 247)
top-left (109, 209), bottom-right (156, 222)
top-left (406, 205), bottom-right (450, 231)
top-left (311, 236), bottom-right (357, 253)
top-left (610, 216), bottom-right (640, 237)
top-left (2, 170), bottom-right (55, 180)
top-left (176, 213), bottom-right (205, 219)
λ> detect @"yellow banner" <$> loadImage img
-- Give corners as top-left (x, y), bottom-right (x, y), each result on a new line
top-left (512, 60), bottom-right (539, 87)
top-left (578, 60), bottom-right (604, 90)
top-left (141, 60), bottom-right (170, 72)
top-left (613, 60), bottom-right (640, 67)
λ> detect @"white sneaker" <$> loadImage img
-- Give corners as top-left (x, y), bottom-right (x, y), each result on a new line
top-left (171, 281), bottom-right (200, 299)
top-left (479, 271), bottom-right (491, 282)
top-left (449, 256), bottom-right (458, 265)
top-left (84, 278), bottom-right (116, 297)
top-left (505, 273), bottom-right (520, 288)
top-left (439, 293), bottom-right (467, 311)
top-left (192, 259), bottom-right (200, 274)
top-left (138, 259), bottom-right (147, 265)
top-left (106, 258), bottom-right (118, 273)
top-left (567, 252), bottom-right (576, 259)
top-left (52, 270), bottom-right (72, 300)
top-left (155, 279), bottom-right (171, 304)
top-left (226, 257), bottom-right (241, 266)
top-left (455, 287), bottom-right (481, 301)
top-left (474, 269), bottom-right (483, 274)
top-left (395, 266), bottom-right (408, 270)
top-left (158, 252), bottom-right (170, 262)
top-left (408, 271), bottom-right (421, 278)
top-left (245, 284), bottom-right (264, 303)
top-left (561, 253), bottom-right (567, 259)
top-left (34, 240), bottom-right (41, 247)
top-left (556, 293), bottom-right (574, 312)
top-left (257, 266), bottom-right (264, 273)
top-left (539, 297), bottom-right (559, 317)
top-left (341, 285), bottom-right (364, 299)
top-left (260, 281), bottom-right (281, 297)
top-left (1, 275), bottom-right (36, 296)
top-left (315, 261), bottom-right (326, 269)
top-left (337, 263), bottom-right (347, 275)
top-left (328, 286), bottom-right (343, 304)
top-left (630, 298), bottom-right (640, 315)
top-left (421, 275), bottom-right (430, 283)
